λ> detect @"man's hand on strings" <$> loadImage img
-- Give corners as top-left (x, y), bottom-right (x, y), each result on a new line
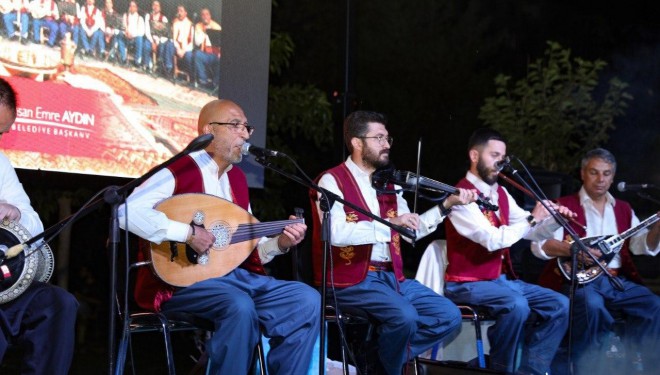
top-left (277, 215), bottom-right (307, 250)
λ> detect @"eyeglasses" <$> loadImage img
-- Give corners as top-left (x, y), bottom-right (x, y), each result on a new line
top-left (209, 121), bottom-right (255, 135)
top-left (358, 135), bottom-right (394, 146)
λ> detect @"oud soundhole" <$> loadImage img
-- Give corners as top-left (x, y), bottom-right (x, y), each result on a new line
top-left (209, 222), bottom-right (231, 248)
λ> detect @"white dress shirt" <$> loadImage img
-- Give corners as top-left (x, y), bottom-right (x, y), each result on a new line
top-left (531, 187), bottom-right (659, 267)
top-left (447, 171), bottom-right (560, 251)
top-left (0, 152), bottom-right (43, 235)
top-left (118, 150), bottom-right (283, 264)
top-left (316, 157), bottom-right (445, 262)
top-left (123, 11), bottom-right (145, 37)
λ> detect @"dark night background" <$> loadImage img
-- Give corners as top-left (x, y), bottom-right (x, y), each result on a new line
top-left (4, 0), bottom-right (660, 373)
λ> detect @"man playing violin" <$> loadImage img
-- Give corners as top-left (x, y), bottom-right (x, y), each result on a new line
top-left (444, 128), bottom-right (575, 375)
top-left (310, 110), bottom-right (477, 375)
top-left (0, 77), bottom-right (78, 374)
top-left (532, 148), bottom-right (660, 375)
top-left (118, 99), bottom-right (320, 375)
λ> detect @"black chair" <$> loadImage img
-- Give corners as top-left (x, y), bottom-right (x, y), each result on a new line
top-left (325, 303), bottom-right (419, 375)
top-left (114, 260), bottom-right (266, 375)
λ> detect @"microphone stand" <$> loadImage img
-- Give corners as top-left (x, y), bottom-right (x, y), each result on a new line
top-left (252, 155), bottom-right (414, 375)
top-left (4, 134), bottom-right (213, 375)
top-left (636, 191), bottom-right (660, 206)
top-left (504, 160), bottom-right (623, 375)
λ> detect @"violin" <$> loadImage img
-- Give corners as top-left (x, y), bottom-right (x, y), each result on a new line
top-left (372, 166), bottom-right (499, 212)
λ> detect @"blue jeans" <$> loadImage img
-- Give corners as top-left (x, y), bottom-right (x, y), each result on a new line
top-left (80, 29), bottom-right (105, 55)
top-left (333, 271), bottom-right (461, 375)
top-left (0, 282), bottom-right (78, 375)
top-left (161, 268), bottom-right (320, 375)
top-left (551, 275), bottom-right (660, 375)
top-left (118, 34), bottom-right (144, 65)
top-left (193, 50), bottom-right (220, 87)
top-left (32, 18), bottom-right (59, 46)
top-left (58, 23), bottom-right (80, 46)
top-left (446, 275), bottom-right (569, 375)
top-left (3, 12), bottom-right (29, 38)
top-left (142, 40), bottom-right (165, 70)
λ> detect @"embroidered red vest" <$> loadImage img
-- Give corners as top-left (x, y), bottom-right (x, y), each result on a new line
top-left (445, 178), bottom-right (515, 281)
top-left (537, 194), bottom-right (643, 291)
top-left (134, 155), bottom-right (263, 311)
top-left (309, 164), bottom-right (403, 287)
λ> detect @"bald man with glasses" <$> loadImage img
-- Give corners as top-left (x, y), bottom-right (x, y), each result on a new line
top-left (119, 99), bottom-right (320, 375)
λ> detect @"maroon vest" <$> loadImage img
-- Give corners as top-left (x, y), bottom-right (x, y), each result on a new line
top-left (134, 155), bottom-right (262, 311)
top-left (309, 164), bottom-right (404, 287)
top-left (445, 178), bottom-right (515, 281)
top-left (537, 194), bottom-right (643, 291)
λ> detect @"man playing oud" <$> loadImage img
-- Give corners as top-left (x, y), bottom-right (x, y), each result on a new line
top-left (118, 99), bottom-right (320, 374)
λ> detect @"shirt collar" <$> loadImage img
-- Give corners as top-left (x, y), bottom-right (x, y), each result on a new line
top-left (345, 156), bottom-right (371, 180)
top-left (466, 171), bottom-right (498, 197)
top-left (578, 186), bottom-right (616, 208)
top-left (191, 150), bottom-right (233, 177)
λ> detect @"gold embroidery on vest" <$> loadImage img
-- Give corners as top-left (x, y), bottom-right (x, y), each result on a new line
top-left (339, 246), bottom-right (355, 265)
top-left (483, 210), bottom-right (497, 226)
top-left (345, 212), bottom-right (358, 223)
top-left (392, 233), bottom-right (401, 256)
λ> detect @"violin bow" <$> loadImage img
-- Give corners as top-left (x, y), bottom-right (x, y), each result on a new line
top-left (411, 138), bottom-right (422, 245)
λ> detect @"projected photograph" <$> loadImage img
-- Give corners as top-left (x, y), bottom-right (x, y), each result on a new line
top-left (0, 0), bottom-right (222, 177)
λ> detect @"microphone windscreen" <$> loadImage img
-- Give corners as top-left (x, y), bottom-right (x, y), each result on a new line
top-left (616, 182), bottom-right (626, 192)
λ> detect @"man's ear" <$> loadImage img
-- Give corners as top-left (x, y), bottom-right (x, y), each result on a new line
top-left (351, 137), bottom-right (362, 152)
top-left (469, 148), bottom-right (479, 164)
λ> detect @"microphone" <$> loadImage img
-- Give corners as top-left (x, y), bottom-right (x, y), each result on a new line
top-left (617, 182), bottom-right (655, 192)
top-left (184, 134), bottom-right (214, 153)
top-left (241, 142), bottom-right (285, 158)
top-left (494, 156), bottom-right (511, 172)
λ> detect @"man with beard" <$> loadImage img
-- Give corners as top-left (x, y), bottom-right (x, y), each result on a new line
top-left (444, 128), bottom-right (574, 375)
top-left (311, 110), bottom-right (477, 375)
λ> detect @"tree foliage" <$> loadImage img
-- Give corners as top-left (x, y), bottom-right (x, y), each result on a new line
top-left (479, 41), bottom-right (632, 173)
top-left (250, 31), bottom-right (334, 221)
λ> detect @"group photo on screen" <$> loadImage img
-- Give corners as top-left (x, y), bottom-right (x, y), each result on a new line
top-left (0, 0), bottom-right (223, 178)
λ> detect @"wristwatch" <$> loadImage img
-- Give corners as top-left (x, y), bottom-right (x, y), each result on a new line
top-left (439, 203), bottom-right (452, 217)
top-left (526, 215), bottom-right (537, 227)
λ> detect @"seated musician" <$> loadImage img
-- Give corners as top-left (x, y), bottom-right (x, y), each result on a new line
top-left (0, 78), bottom-right (78, 375)
top-left (162, 4), bottom-right (193, 79)
top-left (143, 0), bottom-right (168, 74)
top-left (79, 0), bottom-right (105, 58)
top-left (531, 148), bottom-right (660, 375)
top-left (443, 128), bottom-right (575, 375)
top-left (56, 0), bottom-right (80, 49)
top-left (101, 0), bottom-right (122, 62)
top-left (29, 0), bottom-right (58, 46)
top-left (1, 0), bottom-right (29, 42)
top-left (193, 8), bottom-right (221, 90)
top-left (311, 110), bottom-right (477, 375)
top-left (119, 0), bottom-right (144, 67)
top-left (117, 99), bottom-right (320, 374)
